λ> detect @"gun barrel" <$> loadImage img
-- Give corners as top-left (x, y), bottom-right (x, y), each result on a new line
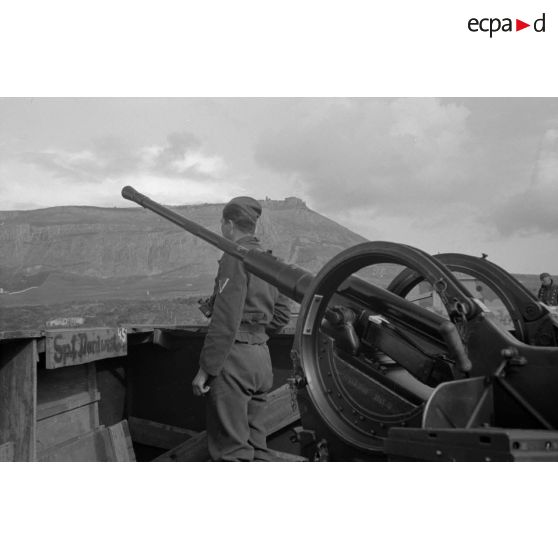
top-left (121, 186), bottom-right (443, 325)
top-left (121, 186), bottom-right (313, 302)
top-left (122, 186), bottom-right (471, 369)
top-left (122, 185), bottom-right (248, 260)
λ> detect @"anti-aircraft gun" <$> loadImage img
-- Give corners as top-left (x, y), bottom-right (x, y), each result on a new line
top-left (122, 186), bottom-right (558, 461)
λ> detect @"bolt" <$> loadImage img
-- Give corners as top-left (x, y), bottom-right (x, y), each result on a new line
top-left (501, 347), bottom-right (518, 359)
top-left (546, 441), bottom-right (552, 451)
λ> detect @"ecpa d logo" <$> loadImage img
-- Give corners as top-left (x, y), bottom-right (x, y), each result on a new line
top-left (468, 13), bottom-right (546, 37)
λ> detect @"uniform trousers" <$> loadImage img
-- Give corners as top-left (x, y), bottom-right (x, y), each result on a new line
top-left (206, 341), bottom-right (273, 461)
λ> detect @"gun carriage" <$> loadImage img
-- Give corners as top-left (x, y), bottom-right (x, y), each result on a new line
top-left (122, 186), bottom-right (558, 461)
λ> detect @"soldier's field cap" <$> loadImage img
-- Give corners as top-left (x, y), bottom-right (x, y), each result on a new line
top-left (224, 196), bottom-right (262, 223)
top-left (540, 272), bottom-right (551, 280)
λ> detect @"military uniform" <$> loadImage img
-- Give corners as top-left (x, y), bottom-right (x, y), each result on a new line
top-left (199, 235), bottom-right (291, 461)
top-left (538, 280), bottom-right (558, 306)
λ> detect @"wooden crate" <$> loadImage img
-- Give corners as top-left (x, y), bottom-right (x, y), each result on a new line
top-left (36, 363), bottom-right (100, 453)
top-left (128, 416), bottom-right (198, 449)
top-left (0, 441), bottom-right (15, 462)
top-left (38, 420), bottom-right (135, 462)
top-left (0, 339), bottom-right (37, 461)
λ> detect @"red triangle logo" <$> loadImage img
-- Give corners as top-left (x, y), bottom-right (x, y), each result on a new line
top-left (516, 19), bottom-right (530, 31)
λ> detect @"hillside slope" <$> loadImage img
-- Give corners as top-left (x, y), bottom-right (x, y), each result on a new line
top-left (0, 198), bottom-right (363, 285)
top-left (0, 198), bottom-right (370, 328)
top-left (0, 198), bottom-right (542, 330)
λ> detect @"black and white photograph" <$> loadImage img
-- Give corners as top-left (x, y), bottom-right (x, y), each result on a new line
top-left (3, 97), bottom-right (558, 463)
top-left (2, 2), bottom-right (557, 556)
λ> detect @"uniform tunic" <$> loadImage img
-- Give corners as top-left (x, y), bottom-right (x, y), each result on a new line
top-left (199, 235), bottom-right (291, 461)
top-left (538, 281), bottom-right (558, 306)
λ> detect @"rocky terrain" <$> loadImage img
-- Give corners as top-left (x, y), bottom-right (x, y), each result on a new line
top-left (0, 197), bottom-right (542, 332)
top-left (0, 198), bottom-right (373, 330)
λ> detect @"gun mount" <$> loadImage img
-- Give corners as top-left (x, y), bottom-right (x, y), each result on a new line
top-left (122, 186), bottom-right (558, 461)
top-left (388, 253), bottom-right (558, 347)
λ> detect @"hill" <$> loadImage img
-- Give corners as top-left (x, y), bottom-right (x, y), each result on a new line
top-left (0, 198), bottom-right (543, 331)
top-left (0, 198), bottom-right (371, 329)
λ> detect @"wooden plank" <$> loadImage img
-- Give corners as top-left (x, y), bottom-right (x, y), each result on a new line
top-left (45, 327), bottom-right (127, 369)
top-left (38, 428), bottom-right (112, 462)
top-left (106, 420), bottom-right (136, 462)
top-left (37, 420), bottom-right (136, 462)
top-left (86, 363), bottom-right (97, 397)
top-left (128, 416), bottom-right (198, 449)
top-left (0, 331), bottom-right (43, 341)
top-left (0, 339), bottom-right (37, 461)
top-left (37, 391), bottom-right (101, 421)
top-left (37, 338), bottom-right (45, 355)
top-left (265, 383), bottom-right (300, 435)
top-left (155, 383), bottom-right (301, 462)
top-left (122, 324), bottom-right (204, 333)
top-left (36, 361), bottom-right (100, 452)
top-left (154, 431), bottom-right (208, 462)
top-left (96, 362), bottom-right (127, 427)
top-left (122, 325), bottom-right (155, 333)
top-left (269, 449), bottom-right (308, 462)
top-left (36, 401), bottom-right (100, 452)
top-left (0, 441), bottom-right (15, 462)
top-left (37, 364), bottom-right (95, 408)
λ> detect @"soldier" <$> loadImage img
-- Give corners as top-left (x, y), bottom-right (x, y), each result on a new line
top-left (192, 196), bottom-right (291, 461)
top-left (538, 272), bottom-right (558, 306)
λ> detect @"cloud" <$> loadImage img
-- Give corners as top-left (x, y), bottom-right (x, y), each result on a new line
top-left (0, 165), bottom-right (241, 210)
top-left (486, 126), bottom-right (558, 235)
top-left (254, 98), bottom-right (558, 243)
top-left (254, 98), bottom-right (474, 215)
top-left (488, 190), bottom-right (558, 236)
top-left (21, 148), bottom-right (103, 182)
top-left (21, 132), bottom-right (226, 183)
top-left (536, 128), bottom-right (558, 186)
top-left (149, 133), bottom-right (225, 178)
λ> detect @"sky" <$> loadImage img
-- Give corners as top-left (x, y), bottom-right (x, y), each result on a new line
top-left (1, 97), bottom-right (558, 274)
